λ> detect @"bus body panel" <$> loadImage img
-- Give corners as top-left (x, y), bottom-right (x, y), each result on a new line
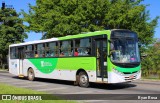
top-left (9, 29), bottom-right (141, 84)
top-left (9, 57), bottom-right (97, 82)
top-left (9, 59), bottom-right (19, 76)
top-left (108, 70), bottom-right (141, 83)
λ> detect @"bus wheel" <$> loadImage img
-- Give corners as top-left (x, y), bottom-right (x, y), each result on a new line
top-left (28, 68), bottom-right (35, 81)
top-left (78, 72), bottom-right (89, 87)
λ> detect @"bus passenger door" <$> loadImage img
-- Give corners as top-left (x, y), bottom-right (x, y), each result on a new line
top-left (18, 47), bottom-right (24, 76)
top-left (95, 39), bottom-right (108, 81)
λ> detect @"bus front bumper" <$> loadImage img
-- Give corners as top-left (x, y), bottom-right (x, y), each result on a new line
top-left (108, 70), bottom-right (141, 83)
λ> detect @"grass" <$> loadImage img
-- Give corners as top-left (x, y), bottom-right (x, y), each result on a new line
top-left (0, 68), bottom-right (8, 72)
top-left (0, 83), bottom-right (77, 103)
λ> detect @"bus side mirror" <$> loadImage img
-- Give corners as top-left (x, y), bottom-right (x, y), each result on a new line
top-left (108, 50), bottom-right (114, 57)
top-left (108, 53), bottom-right (111, 57)
top-left (138, 42), bottom-right (141, 48)
top-left (138, 44), bottom-right (141, 48)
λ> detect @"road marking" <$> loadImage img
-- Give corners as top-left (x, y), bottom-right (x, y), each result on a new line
top-left (36, 87), bottom-right (68, 91)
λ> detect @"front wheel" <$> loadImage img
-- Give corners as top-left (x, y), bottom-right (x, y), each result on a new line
top-left (78, 72), bottom-right (89, 87)
top-left (28, 68), bottom-right (35, 81)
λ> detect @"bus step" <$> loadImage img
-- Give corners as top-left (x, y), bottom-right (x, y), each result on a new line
top-left (18, 74), bottom-right (24, 78)
top-left (96, 78), bottom-right (108, 82)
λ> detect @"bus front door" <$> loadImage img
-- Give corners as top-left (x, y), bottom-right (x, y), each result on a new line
top-left (18, 47), bottom-right (24, 77)
top-left (95, 39), bottom-right (108, 81)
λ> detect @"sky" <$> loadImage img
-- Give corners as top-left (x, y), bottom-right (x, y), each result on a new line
top-left (0, 0), bottom-right (160, 42)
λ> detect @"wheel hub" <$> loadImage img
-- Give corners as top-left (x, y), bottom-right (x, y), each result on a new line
top-left (29, 72), bottom-right (33, 79)
top-left (80, 75), bottom-right (87, 84)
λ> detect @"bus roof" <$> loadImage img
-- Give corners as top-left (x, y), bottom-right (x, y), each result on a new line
top-left (9, 30), bottom-right (112, 47)
top-left (58, 30), bottom-right (111, 40)
top-left (9, 38), bottom-right (58, 47)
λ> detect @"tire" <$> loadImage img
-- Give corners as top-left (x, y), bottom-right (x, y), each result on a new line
top-left (28, 68), bottom-right (35, 81)
top-left (78, 72), bottom-right (89, 87)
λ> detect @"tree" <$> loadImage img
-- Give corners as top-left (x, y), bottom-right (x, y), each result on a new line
top-left (22, 0), bottom-right (159, 46)
top-left (22, 0), bottom-right (160, 78)
top-left (141, 39), bottom-right (160, 78)
top-left (0, 8), bottom-right (27, 67)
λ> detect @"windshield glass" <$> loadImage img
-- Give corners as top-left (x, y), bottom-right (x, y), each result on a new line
top-left (110, 31), bottom-right (140, 63)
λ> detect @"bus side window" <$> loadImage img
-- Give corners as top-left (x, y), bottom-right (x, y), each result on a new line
top-left (45, 43), bottom-right (50, 57)
top-left (35, 51), bottom-right (39, 57)
top-left (75, 38), bottom-right (91, 56)
top-left (25, 45), bottom-right (33, 58)
top-left (46, 51), bottom-right (50, 57)
top-left (74, 48), bottom-right (78, 56)
top-left (47, 42), bottom-right (58, 57)
top-left (37, 43), bottom-right (45, 57)
top-left (60, 40), bottom-right (72, 57)
top-left (10, 47), bottom-right (18, 59)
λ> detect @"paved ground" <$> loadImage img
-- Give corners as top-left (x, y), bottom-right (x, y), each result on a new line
top-left (0, 71), bottom-right (160, 103)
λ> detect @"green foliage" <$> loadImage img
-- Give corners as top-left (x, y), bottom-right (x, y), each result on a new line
top-left (22, 0), bottom-right (159, 45)
top-left (22, 0), bottom-right (159, 78)
top-left (0, 8), bottom-right (27, 65)
top-left (141, 41), bottom-right (160, 78)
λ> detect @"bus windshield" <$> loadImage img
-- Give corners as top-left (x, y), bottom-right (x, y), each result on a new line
top-left (110, 31), bottom-right (140, 63)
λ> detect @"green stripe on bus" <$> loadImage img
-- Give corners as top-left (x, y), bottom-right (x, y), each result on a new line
top-left (56, 57), bottom-right (96, 70)
top-left (116, 65), bottom-right (140, 73)
top-left (28, 58), bottom-right (58, 74)
top-left (58, 30), bottom-right (111, 40)
top-left (28, 57), bottom-right (97, 74)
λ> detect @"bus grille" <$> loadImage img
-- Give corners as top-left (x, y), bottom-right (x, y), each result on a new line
top-left (123, 71), bottom-right (138, 74)
top-left (124, 75), bottom-right (136, 81)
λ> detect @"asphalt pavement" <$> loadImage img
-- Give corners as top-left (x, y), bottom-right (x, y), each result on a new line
top-left (0, 71), bottom-right (160, 103)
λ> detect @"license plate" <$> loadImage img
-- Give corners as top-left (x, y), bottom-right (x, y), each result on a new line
top-left (129, 75), bottom-right (134, 79)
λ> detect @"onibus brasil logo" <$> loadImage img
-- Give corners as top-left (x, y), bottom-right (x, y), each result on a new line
top-left (1, 95), bottom-right (42, 100)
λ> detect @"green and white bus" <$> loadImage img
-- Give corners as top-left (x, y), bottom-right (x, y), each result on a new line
top-left (9, 29), bottom-right (141, 87)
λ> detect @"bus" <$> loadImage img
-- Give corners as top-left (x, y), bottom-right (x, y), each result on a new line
top-left (9, 29), bottom-right (141, 87)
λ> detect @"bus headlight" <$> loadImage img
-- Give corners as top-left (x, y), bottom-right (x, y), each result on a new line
top-left (112, 68), bottom-right (123, 75)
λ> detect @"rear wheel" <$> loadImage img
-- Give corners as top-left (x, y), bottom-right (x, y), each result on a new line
top-left (78, 72), bottom-right (89, 87)
top-left (28, 68), bottom-right (35, 81)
